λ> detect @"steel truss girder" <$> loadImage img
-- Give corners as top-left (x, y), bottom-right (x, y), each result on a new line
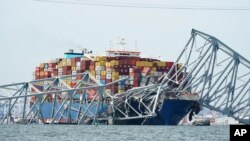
top-left (161, 29), bottom-right (250, 124)
top-left (0, 72), bottom-right (163, 125)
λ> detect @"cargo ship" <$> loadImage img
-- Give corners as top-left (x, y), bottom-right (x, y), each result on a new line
top-left (31, 39), bottom-right (200, 125)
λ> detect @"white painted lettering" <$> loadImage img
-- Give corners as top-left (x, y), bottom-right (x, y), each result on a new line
top-left (234, 129), bottom-right (241, 136)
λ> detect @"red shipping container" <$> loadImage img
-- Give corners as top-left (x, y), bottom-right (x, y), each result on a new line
top-left (35, 72), bottom-right (40, 76)
top-left (133, 82), bottom-right (139, 87)
top-left (35, 67), bottom-right (41, 72)
top-left (71, 62), bottom-right (76, 67)
top-left (63, 66), bottom-right (71, 71)
top-left (71, 57), bottom-right (81, 64)
top-left (67, 70), bottom-right (72, 75)
top-left (106, 79), bottom-right (112, 84)
top-left (52, 69), bottom-right (58, 72)
top-left (71, 81), bottom-right (77, 88)
top-left (89, 65), bottom-right (95, 71)
top-left (35, 75), bottom-right (40, 80)
top-left (166, 62), bottom-right (174, 67)
top-left (90, 61), bottom-right (95, 66)
top-left (76, 75), bottom-right (83, 80)
top-left (49, 63), bottom-right (56, 68)
top-left (44, 71), bottom-right (51, 78)
top-left (63, 71), bottom-right (67, 75)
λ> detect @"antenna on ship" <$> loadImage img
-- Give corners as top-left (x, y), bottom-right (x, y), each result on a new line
top-left (116, 37), bottom-right (126, 51)
top-left (109, 40), bottom-right (112, 50)
top-left (134, 41), bottom-right (138, 51)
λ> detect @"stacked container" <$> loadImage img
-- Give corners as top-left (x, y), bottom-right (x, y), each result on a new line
top-left (33, 54), bottom-right (183, 96)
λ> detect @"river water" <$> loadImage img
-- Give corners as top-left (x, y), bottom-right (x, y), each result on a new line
top-left (0, 125), bottom-right (229, 141)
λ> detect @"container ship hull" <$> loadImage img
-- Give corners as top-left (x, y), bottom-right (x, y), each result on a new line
top-left (115, 99), bottom-right (197, 125)
top-left (33, 99), bottom-right (197, 125)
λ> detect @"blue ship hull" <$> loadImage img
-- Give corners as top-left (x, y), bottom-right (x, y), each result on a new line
top-left (33, 102), bottom-right (108, 123)
top-left (115, 99), bottom-right (197, 125)
top-left (34, 99), bottom-right (197, 125)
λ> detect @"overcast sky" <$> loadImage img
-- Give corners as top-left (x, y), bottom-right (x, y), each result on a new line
top-left (0, 0), bottom-right (250, 84)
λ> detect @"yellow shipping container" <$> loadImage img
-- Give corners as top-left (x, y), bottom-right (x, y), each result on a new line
top-left (118, 90), bottom-right (125, 93)
top-left (136, 61), bottom-right (141, 67)
top-left (110, 62), bottom-right (115, 67)
top-left (40, 71), bottom-right (44, 76)
top-left (110, 60), bottom-right (119, 66)
top-left (144, 61), bottom-right (153, 67)
top-left (94, 56), bottom-right (107, 61)
top-left (177, 63), bottom-right (183, 69)
top-left (95, 62), bottom-right (100, 66)
top-left (99, 61), bottom-right (106, 66)
top-left (90, 71), bottom-right (96, 76)
top-left (67, 62), bottom-right (71, 66)
top-left (71, 67), bottom-right (76, 71)
top-left (148, 62), bottom-right (153, 67)
top-left (40, 63), bottom-right (45, 68)
top-left (112, 76), bottom-right (119, 81)
top-left (101, 71), bottom-right (106, 76)
top-left (106, 62), bottom-right (111, 67)
top-left (100, 56), bottom-right (107, 61)
top-left (95, 61), bottom-right (105, 66)
top-left (112, 72), bottom-right (119, 77)
top-left (66, 80), bottom-right (71, 85)
top-left (156, 61), bottom-right (166, 67)
top-left (152, 67), bottom-right (157, 72)
top-left (57, 63), bottom-right (62, 68)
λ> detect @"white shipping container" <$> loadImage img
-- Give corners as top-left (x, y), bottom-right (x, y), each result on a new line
top-left (76, 62), bottom-right (81, 67)
top-left (106, 68), bottom-right (112, 74)
top-left (67, 59), bottom-right (71, 62)
top-left (58, 68), bottom-right (63, 72)
top-left (96, 70), bottom-right (101, 75)
top-left (72, 71), bottom-right (77, 75)
top-left (58, 72), bottom-right (63, 77)
top-left (76, 66), bottom-right (81, 71)
top-left (106, 74), bottom-right (112, 79)
top-left (129, 68), bottom-right (133, 73)
top-left (129, 80), bottom-right (133, 85)
top-left (101, 66), bottom-right (105, 70)
top-left (96, 80), bottom-right (101, 84)
top-left (95, 66), bottom-right (102, 71)
top-left (96, 75), bottom-right (101, 80)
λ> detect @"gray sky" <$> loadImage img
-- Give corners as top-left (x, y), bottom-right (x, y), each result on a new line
top-left (0, 0), bottom-right (250, 84)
